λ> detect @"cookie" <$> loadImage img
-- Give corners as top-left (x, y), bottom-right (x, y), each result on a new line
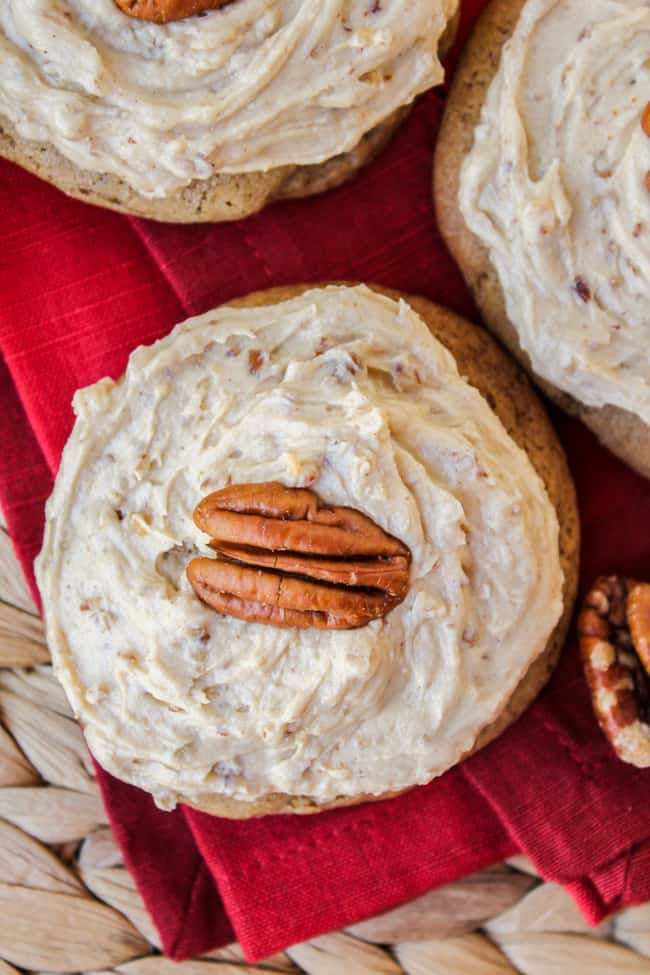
top-left (434, 0), bottom-right (650, 479)
top-left (0, 108), bottom-right (407, 224)
top-left (36, 283), bottom-right (578, 818)
top-left (0, 1), bottom-right (458, 222)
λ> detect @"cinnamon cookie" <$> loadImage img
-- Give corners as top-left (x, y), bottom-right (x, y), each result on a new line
top-left (434, 0), bottom-right (650, 478)
top-left (0, 0), bottom-right (458, 222)
top-left (36, 284), bottom-right (578, 817)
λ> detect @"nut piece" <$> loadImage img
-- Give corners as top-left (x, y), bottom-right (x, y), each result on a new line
top-left (642, 102), bottom-right (650, 138)
top-left (578, 576), bottom-right (650, 767)
top-left (628, 583), bottom-right (650, 675)
top-left (114, 0), bottom-right (232, 23)
top-left (187, 482), bottom-right (411, 630)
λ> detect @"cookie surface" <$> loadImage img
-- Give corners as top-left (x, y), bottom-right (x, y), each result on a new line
top-left (0, 1), bottom-right (458, 222)
top-left (36, 282), bottom-right (579, 818)
top-left (434, 0), bottom-right (650, 479)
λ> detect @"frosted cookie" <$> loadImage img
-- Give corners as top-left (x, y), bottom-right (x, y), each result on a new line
top-left (0, 0), bottom-right (458, 222)
top-left (435, 0), bottom-right (650, 478)
top-left (36, 284), bottom-right (578, 817)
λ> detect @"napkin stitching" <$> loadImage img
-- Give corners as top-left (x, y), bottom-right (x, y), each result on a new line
top-left (535, 710), bottom-right (604, 779)
top-left (235, 796), bottom-right (505, 872)
top-left (565, 875), bottom-right (604, 924)
top-left (223, 818), bottom-right (399, 872)
top-left (237, 224), bottom-right (274, 284)
top-left (620, 843), bottom-right (635, 906)
top-left (128, 218), bottom-right (193, 319)
top-left (583, 842), bottom-right (634, 913)
top-left (171, 855), bottom-right (206, 957)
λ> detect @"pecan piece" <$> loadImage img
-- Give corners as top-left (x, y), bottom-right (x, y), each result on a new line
top-left (642, 102), bottom-right (650, 139)
top-left (187, 482), bottom-right (411, 630)
top-left (114, 0), bottom-right (232, 23)
top-left (628, 583), bottom-right (650, 675)
top-left (578, 576), bottom-right (650, 767)
top-left (212, 543), bottom-right (410, 597)
top-left (193, 482), bottom-right (407, 558)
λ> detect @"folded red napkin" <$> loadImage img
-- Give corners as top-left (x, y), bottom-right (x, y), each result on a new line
top-left (2, 0), bottom-right (650, 960)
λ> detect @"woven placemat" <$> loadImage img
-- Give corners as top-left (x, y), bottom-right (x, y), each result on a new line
top-left (2, 512), bottom-right (650, 974)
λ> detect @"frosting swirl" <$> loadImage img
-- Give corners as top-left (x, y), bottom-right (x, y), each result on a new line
top-left (0, 0), bottom-right (456, 197)
top-left (36, 286), bottom-right (563, 808)
top-left (460, 0), bottom-right (650, 424)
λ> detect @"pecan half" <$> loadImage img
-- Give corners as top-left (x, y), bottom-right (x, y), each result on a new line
top-left (578, 576), bottom-right (650, 767)
top-left (187, 482), bottom-right (411, 629)
top-left (114, 0), bottom-right (232, 23)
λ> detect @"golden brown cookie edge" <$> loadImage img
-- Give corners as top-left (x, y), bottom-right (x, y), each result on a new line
top-left (0, 5), bottom-right (460, 224)
top-left (433, 0), bottom-right (650, 479)
top-left (0, 109), bottom-right (402, 224)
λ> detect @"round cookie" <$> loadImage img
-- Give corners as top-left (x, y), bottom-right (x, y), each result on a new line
top-left (434, 0), bottom-right (650, 480)
top-left (37, 282), bottom-right (579, 818)
top-left (0, 3), bottom-right (458, 223)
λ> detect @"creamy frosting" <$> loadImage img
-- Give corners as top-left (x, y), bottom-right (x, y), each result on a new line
top-left (36, 285), bottom-right (563, 808)
top-left (459, 0), bottom-right (650, 424)
top-left (0, 0), bottom-right (457, 198)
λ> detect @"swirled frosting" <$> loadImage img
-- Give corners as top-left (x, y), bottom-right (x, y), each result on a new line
top-left (0, 0), bottom-right (457, 197)
top-left (460, 0), bottom-right (650, 424)
top-left (36, 285), bottom-right (563, 808)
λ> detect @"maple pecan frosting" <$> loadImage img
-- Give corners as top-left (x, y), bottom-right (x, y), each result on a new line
top-left (36, 285), bottom-right (563, 809)
top-left (0, 0), bottom-right (457, 199)
top-left (459, 0), bottom-right (650, 425)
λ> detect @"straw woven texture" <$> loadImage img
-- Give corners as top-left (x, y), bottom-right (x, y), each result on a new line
top-left (2, 511), bottom-right (650, 973)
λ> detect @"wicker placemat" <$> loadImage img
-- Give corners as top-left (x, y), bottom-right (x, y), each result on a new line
top-left (2, 513), bottom-right (650, 974)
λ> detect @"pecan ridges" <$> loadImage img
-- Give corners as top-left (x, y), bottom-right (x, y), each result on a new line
top-left (187, 482), bottom-right (411, 630)
top-left (114, 0), bottom-right (232, 23)
top-left (578, 576), bottom-right (650, 767)
top-left (628, 583), bottom-right (650, 675)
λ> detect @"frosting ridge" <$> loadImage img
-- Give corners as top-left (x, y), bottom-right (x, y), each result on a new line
top-left (0, 0), bottom-right (457, 197)
top-left (460, 0), bottom-right (650, 424)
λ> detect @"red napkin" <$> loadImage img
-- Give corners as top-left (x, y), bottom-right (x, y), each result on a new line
top-left (2, 0), bottom-right (650, 960)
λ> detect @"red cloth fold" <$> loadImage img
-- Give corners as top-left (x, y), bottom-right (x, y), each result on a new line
top-left (1, 1), bottom-right (650, 960)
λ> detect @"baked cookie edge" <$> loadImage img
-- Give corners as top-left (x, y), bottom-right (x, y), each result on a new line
top-left (433, 0), bottom-right (650, 479)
